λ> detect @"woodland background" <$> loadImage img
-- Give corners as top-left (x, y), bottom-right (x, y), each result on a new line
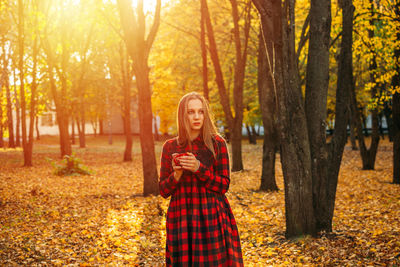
top-left (0, 0), bottom-right (400, 265)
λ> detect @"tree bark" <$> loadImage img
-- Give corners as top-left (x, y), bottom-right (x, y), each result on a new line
top-left (118, 0), bottom-right (160, 195)
top-left (351, 1), bottom-right (380, 170)
top-left (13, 69), bottom-right (21, 147)
top-left (322, 0), bottom-right (353, 232)
top-left (392, 0), bottom-right (400, 184)
top-left (257, 24), bottom-right (279, 192)
top-left (25, 9), bottom-right (39, 167)
top-left (200, 0), bottom-right (209, 101)
top-left (120, 42), bottom-right (133, 162)
top-left (305, 0), bottom-right (332, 232)
top-left (253, 0), bottom-right (316, 237)
top-left (202, 0), bottom-right (251, 171)
top-left (35, 116), bottom-right (40, 140)
top-left (2, 49), bottom-right (15, 148)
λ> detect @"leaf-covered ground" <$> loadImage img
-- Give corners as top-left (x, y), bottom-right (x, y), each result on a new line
top-left (0, 135), bottom-right (399, 266)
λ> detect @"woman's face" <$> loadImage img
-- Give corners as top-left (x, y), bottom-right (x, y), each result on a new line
top-left (186, 99), bottom-right (204, 133)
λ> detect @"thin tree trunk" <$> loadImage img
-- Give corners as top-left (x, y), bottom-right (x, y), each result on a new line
top-left (79, 111), bottom-right (86, 148)
top-left (154, 115), bottom-right (160, 141)
top-left (25, 11), bottom-right (39, 167)
top-left (323, 0), bottom-right (354, 232)
top-left (18, 0), bottom-right (29, 166)
top-left (384, 103), bottom-right (394, 142)
top-left (99, 118), bottom-right (104, 135)
top-left (0, 86), bottom-right (3, 148)
top-left (118, 0), bottom-right (160, 195)
top-left (257, 25), bottom-right (279, 192)
top-left (200, 0), bottom-right (209, 101)
top-left (2, 49), bottom-right (15, 148)
top-left (351, 1), bottom-right (380, 170)
top-left (13, 69), bottom-right (21, 147)
top-left (121, 42), bottom-right (132, 162)
top-left (71, 118), bottom-right (76, 145)
top-left (392, 0), bottom-right (400, 184)
top-left (35, 115), bottom-right (40, 140)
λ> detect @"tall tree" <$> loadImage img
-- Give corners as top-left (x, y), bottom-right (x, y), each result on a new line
top-left (257, 28), bottom-right (279, 191)
top-left (351, 0), bottom-right (380, 170)
top-left (253, 0), bottom-right (316, 237)
top-left (120, 42), bottom-right (133, 162)
top-left (201, 0), bottom-right (252, 171)
top-left (17, 0), bottom-right (30, 166)
top-left (25, 0), bottom-right (40, 166)
top-left (1, 44), bottom-right (15, 148)
top-left (117, 0), bottom-right (160, 195)
top-left (200, 0), bottom-right (209, 101)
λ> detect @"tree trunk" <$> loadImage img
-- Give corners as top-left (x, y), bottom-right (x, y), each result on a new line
top-left (79, 112), bottom-right (86, 148)
top-left (253, 0), bottom-right (316, 237)
top-left (321, 0), bottom-right (354, 232)
top-left (136, 68), bottom-right (159, 195)
top-left (13, 69), bottom-right (21, 147)
top-left (0, 87), bottom-right (3, 148)
top-left (245, 124), bottom-right (256, 144)
top-left (257, 25), bottom-right (278, 192)
top-left (71, 118), bottom-right (76, 145)
top-left (154, 115), bottom-right (160, 141)
top-left (202, 0), bottom-right (251, 171)
top-left (118, 0), bottom-right (160, 195)
top-left (200, 0), bottom-right (209, 101)
top-left (25, 13), bottom-right (39, 167)
top-left (35, 116), bottom-right (40, 140)
top-left (3, 50), bottom-right (15, 148)
top-left (349, 110), bottom-right (358, 150)
top-left (99, 118), bottom-right (104, 135)
top-left (305, 0), bottom-right (332, 232)
top-left (392, 0), bottom-right (400, 184)
top-left (121, 43), bottom-right (133, 162)
top-left (351, 1), bottom-right (380, 170)
top-left (18, 0), bottom-right (29, 166)
top-left (383, 103), bottom-right (394, 142)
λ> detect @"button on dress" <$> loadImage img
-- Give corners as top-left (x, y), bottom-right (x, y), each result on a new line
top-left (159, 135), bottom-right (243, 266)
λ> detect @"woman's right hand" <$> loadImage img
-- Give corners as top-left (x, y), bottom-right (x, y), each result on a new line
top-left (172, 153), bottom-right (183, 181)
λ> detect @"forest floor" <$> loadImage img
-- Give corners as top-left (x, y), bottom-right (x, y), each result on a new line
top-left (0, 135), bottom-right (399, 266)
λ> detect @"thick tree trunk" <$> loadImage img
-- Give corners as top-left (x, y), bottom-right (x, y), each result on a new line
top-left (257, 25), bottom-right (278, 192)
top-left (136, 69), bottom-right (159, 195)
top-left (253, 0), bottom-right (316, 237)
top-left (305, 0), bottom-right (332, 232)
top-left (392, 1), bottom-right (400, 184)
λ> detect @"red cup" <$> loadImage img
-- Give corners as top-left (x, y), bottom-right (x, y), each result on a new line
top-left (173, 153), bottom-right (187, 166)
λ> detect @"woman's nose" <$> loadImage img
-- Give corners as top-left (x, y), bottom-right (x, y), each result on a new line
top-left (194, 112), bottom-right (199, 118)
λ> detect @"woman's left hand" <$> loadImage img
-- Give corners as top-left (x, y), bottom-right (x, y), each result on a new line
top-left (179, 152), bottom-right (200, 172)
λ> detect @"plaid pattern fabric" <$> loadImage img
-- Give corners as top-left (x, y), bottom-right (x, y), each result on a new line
top-left (159, 135), bottom-right (243, 266)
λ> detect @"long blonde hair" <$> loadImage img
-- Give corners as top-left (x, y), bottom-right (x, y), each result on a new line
top-left (177, 92), bottom-right (218, 158)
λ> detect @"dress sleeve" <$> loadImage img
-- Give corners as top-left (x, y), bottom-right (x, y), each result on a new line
top-left (159, 141), bottom-right (179, 199)
top-left (194, 137), bottom-right (230, 195)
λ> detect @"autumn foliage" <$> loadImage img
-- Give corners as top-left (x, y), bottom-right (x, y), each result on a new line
top-left (0, 136), bottom-right (399, 265)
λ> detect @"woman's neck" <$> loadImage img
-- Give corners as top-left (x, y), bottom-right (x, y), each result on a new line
top-left (189, 130), bottom-right (201, 141)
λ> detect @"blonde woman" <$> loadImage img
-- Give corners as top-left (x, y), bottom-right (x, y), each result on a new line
top-left (159, 92), bottom-right (243, 266)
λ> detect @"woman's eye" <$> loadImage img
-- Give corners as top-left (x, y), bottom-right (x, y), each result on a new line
top-left (188, 110), bottom-right (194, 114)
top-left (199, 110), bottom-right (204, 114)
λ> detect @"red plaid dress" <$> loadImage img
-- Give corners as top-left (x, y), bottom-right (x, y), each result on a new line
top-left (159, 135), bottom-right (243, 266)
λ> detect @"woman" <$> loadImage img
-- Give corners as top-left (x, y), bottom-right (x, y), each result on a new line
top-left (159, 92), bottom-right (243, 266)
